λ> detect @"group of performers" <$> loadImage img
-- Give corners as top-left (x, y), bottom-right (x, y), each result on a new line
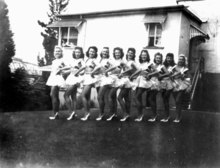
top-left (46, 45), bottom-right (191, 123)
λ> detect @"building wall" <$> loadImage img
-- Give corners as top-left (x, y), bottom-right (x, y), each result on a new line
top-left (199, 20), bottom-right (220, 73)
top-left (179, 13), bottom-right (190, 60)
top-left (193, 18), bottom-right (220, 112)
top-left (76, 12), bottom-right (182, 61)
top-left (81, 14), bottom-right (149, 57)
top-left (162, 12), bottom-right (182, 62)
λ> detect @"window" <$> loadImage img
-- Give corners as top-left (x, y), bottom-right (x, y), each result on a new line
top-left (47, 19), bottom-right (83, 47)
top-left (61, 27), bottom-right (78, 47)
top-left (146, 23), bottom-right (162, 47)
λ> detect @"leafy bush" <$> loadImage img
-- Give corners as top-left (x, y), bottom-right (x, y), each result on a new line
top-left (2, 68), bottom-right (52, 111)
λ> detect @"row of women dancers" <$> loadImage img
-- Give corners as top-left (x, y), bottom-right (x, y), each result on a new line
top-left (46, 45), bottom-right (191, 123)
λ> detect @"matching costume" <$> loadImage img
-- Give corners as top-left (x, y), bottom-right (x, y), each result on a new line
top-left (107, 59), bottom-right (123, 88)
top-left (95, 58), bottom-right (113, 87)
top-left (46, 58), bottom-right (65, 87)
top-left (160, 65), bottom-right (175, 90)
top-left (65, 58), bottom-right (85, 86)
top-left (62, 57), bottom-right (191, 92)
top-left (82, 58), bottom-right (98, 85)
top-left (51, 49), bottom-right (191, 122)
top-left (172, 66), bottom-right (191, 91)
top-left (135, 62), bottom-right (153, 89)
top-left (150, 64), bottom-right (164, 90)
top-left (117, 60), bottom-right (136, 88)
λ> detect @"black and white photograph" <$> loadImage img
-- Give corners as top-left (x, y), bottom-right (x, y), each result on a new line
top-left (0, 0), bottom-right (220, 167)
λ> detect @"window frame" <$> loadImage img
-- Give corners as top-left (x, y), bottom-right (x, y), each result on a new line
top-left (145, 23), bottom-right (164, 49)
top-left (60, 27), bottom-right (78, 47)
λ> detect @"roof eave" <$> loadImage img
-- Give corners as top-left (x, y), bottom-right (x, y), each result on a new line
top-left (57, 5), bottom-right (203, 23)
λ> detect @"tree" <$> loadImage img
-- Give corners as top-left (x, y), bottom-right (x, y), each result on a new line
top-left (0, 0), bottom-right (16, 111)
top-left (38, 0), bottom-right (69, 66)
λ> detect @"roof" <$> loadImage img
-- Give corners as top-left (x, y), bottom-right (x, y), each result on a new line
top-left (47, 20), bottom-right (83, 28)
top-left (58, 5), bottom-right (203, 23)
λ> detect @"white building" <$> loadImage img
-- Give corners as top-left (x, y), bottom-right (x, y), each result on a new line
top-left (48, 1), bottom-right (220, 111)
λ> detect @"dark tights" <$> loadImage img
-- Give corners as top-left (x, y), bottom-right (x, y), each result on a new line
top-left (161, 89), bottom-right (172, 118)
top-left (135, 88), bottom-right (148, 116)
top-left (108, 87), bottom-right (118, 115)
top-left (118, 88), bottom-right (131, 115)
top-left (64, 85), bottom-right (78, 113)
top-left (173, 90), bottom-right (184, 120)
top-left (146, 92), bottom-right (151, 107)
top-left (50, 86), bottom-right (60, 114)
top-left (98, 85), bottom-right (110, 115)
top-left (148, 90), bottom-right (158, 117)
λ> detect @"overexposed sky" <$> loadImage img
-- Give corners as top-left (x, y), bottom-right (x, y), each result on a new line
top-left (6, 0), bottom-right (49, 64)
top-left (5, 0), bottom-right (219, 64)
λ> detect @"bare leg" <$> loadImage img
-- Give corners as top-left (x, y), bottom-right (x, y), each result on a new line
top-left (107, 87), bottom-right (118, 121)
top-left (50, 86), bottom-right (60, 113)
top-left (49, 86), bottom-right (60, 119)
top-left (161, 89), bottom-right (172, 122)
top-left (118, 88), bottom-right (130, 121)
top-left (134, 88), bottom-right (146, 121)
top-left (64, 85), bottom-right (78, 120)
top-left (64, 85), bottom-right (78, 113)
top-left (173, 90), bottom-right (184, 122)
top-left (81, 85), bottom-right (93, 120)
top-left (97, 85), bottom-right (110, 120)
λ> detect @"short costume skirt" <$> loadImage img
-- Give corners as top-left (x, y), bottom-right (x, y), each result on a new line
top-left (160, 78), bottom-right (174, 90)
top-left (46, 73), bottom-right (65, 87)
top-left (65, 73), bottom-right (84, 86)
top-left (108, 74), bottom-right (120, 88)
top-left (96, 75), bottom-right (115, 87)
top-left (150, 77), bottom-right (160, 91)
top-left (137, 76), bottom-right (152, 89)
top-left (173, 78), bottom-right (191, 92)
top-left (82, 74), bottom-right (98, 86)
top-left (117, 76), bottom-right (132, 88)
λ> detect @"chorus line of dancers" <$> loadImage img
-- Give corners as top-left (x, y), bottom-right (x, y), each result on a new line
top-left (46, 45), bottom-right (191, 123)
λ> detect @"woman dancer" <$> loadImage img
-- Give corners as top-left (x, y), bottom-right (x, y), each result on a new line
top-left (80, 46), bottom-right (99, 121)
top-left (93, 47), bottom-right (112, 121)
top-left (64, 47), bottom-right (85, 120)
top-left (159, 53), bottom-right (176, 122)
top-left (171, 54), bottom-right (191, 123)
top-left (146, 52), bottom-right (163, 122)
top-left (46, 46), bottom-right (66, 120)
top-left (130, 49), bottom-right (152, 122)
top-left (105, 47), bottom-right (124, 121)
top-left (118, 48), bottom-right (137, 122)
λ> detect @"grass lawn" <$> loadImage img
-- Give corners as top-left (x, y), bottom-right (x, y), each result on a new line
top-left (0, 109), bottom-right (220, 168)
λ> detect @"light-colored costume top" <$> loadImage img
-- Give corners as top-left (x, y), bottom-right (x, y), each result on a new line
top-left (150, 63), bottom-right (164, 90)
top-left (135, 62), bottom-right (153, 89)
top-left (83, 58), bottom-right (98, 85)
top-left (95, 58), bottom-right (112, 87)
top-left (46, 58), bottom-right (66, 87)
top-left (172, 65), bottom-right (191, 91)
top-left (107, 59), bottom-right (123, 88)
top-left (118, 60), bottom-right (137, 88)
top-left (65, 58), bottom-right (85, 85)
top-left (160, 65), bottom-right (176, 90)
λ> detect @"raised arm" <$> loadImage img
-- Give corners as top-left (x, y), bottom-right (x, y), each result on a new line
top-left (145, 64), bottom-right (160, 79)
top-left (120, 62), bottom-right (138, 77)
top-left (74, 66), bottom-right (86, 76)
top-left (158, 66), bottom-right (171, 80)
